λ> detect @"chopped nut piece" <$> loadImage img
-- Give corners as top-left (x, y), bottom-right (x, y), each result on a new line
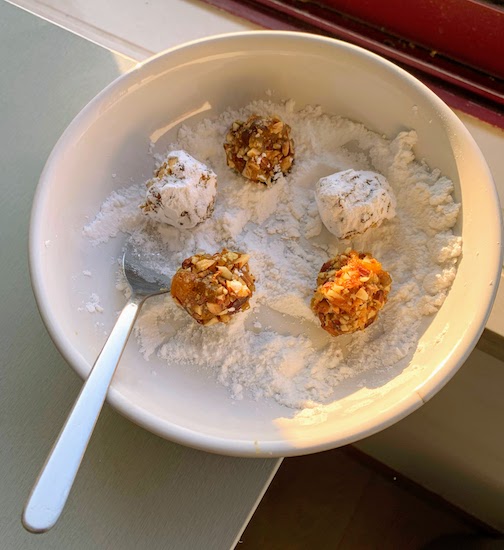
top-left (216, 265), bottom-right (233, 280)
top-left (225, 252), bottom-right (239, 261)
top-left (311, 250), bottom-right (391, 336)
top-left (171, 249), bottom-right (256, 326)
top-left (206, 302), bottom-right (223, 315)
top-left (355, 287), bottom-right (369, 301)
top-left (235, 253), bottom-right (250, 268)
top-left (195, 259), bottom-right (216, 272)
top-left (223, 114), bottom-right (295, 186)
top-left (226, 279), bottom-right (249, 297)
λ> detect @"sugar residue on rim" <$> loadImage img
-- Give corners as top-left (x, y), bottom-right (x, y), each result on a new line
top-left (83, 99), bottom-right (461, 410)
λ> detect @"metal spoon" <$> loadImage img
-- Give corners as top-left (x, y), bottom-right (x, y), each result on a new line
top-left (22, 242), bottom-right (170, 533)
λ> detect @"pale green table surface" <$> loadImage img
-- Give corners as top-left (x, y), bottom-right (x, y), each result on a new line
top-left (0, 2), bottom-right (279, 548)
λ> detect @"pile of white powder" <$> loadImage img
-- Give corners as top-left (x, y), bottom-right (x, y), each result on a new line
top-left (83, 99), bottom-right (461, 409)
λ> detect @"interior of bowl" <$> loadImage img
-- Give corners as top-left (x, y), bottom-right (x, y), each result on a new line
top-left (29, 32), bottom-right (502, 457)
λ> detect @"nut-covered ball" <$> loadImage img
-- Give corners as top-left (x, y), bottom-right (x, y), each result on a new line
top-left (311, 250), bottom-right (391, 336)
top-left (223, 114), bottom-right (294, 185)
top-left (171, 249), bottom-right (256, 326)
top-left (140, 150), bottom-right (216, 228)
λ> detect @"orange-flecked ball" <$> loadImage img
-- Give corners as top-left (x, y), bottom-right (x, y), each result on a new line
top-left (311, 250), bottom-right (391, 336)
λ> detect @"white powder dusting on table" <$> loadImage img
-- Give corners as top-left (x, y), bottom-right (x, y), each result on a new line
top-left (83, 99), bottom-right (461, 409)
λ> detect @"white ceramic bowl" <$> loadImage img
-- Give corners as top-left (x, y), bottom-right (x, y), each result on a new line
top-left (30, 32), bottom-right (502, 457)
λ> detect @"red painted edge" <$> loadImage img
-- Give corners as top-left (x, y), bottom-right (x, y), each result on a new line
top-left (250, 0), bottom-right (504, 106)
top-left (202, 0), bottom-right (504, 130)
top-left (312, 0), bottom-right (504, 79)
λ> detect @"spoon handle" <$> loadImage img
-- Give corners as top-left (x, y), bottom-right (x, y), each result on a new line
top-left (22, 298), bottom-right (142, 533)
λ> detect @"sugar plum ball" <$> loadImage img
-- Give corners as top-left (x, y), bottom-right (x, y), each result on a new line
top-left (140, 150), bottom-right (216, 228)
top-left (315, 169), bottom-right (396, 239)
top-left (311, 250), bottom-right (391, 336)
top-left (224, 114), bottom-right (294, 186)
top-left (171, 249), bottom-right (255, 326)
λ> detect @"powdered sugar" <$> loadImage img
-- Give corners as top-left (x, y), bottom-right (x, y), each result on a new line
top-left (81, 293), bottom-right (103, 314)
top-left (83, 184), bottom-right (145, 244)
top-left (83, 99), bottom-right (461, 410)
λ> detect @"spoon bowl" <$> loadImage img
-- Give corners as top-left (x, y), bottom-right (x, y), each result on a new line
top-left (123, 241), bottom-right (171, 297)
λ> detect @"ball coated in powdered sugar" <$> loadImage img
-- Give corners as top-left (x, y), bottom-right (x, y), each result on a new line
top-left (140, 150), bottom-right (217, 228)
top-left (315, 169), bottom-right (396, 240)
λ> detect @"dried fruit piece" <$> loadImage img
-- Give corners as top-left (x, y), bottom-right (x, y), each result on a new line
top-left (171, 249), bottom-right (256, 325)
top-left (311, 250), bottom-right (391, 336)
top-left (223, 114), bottom-right (295, 186)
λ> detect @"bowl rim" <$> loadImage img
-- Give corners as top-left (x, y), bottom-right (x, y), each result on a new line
top-left (29, 30), bottom-right (504, 457)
